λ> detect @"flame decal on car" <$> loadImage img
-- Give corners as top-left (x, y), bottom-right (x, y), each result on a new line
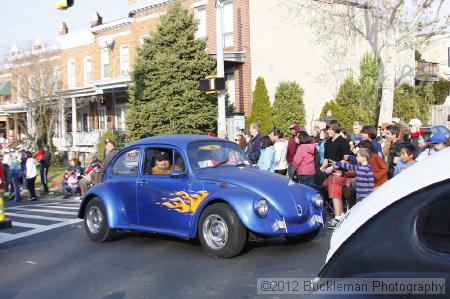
top-left (156, 191), bottom-right (209, 214)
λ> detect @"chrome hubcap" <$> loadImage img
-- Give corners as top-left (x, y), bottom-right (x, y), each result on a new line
top-left (86, 206), bottom-right (103, 234)
top-left (203, 214), bottom-right (228, 250)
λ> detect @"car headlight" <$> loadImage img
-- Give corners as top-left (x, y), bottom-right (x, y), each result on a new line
top-left (255, 199), bottom-right (269, 217)
top-left (313, 193), bottom-right (323, 208)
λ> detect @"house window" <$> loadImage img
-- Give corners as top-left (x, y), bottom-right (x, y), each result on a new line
top-left (226, 72), bottom-right (235, 106)
top-left (68, 60), bottom-right (76, 88)
top-left (84, 57), bottom-right (92, 84)
top-left (77, 109), bottom-right (89, 132)
top-left (54, 66), bottom-right (61, 91)
top-left (99, 106), bottom-right (107, 132)
top-left (223, 0), bottom-right (233, 48)
top-left (17, 78), bottom-right (22, 101)
top-left (101, 49), bottom-right (110, 79)
top-left (194, 5), bottom-right (207, 39)
top-left (28, 76), bottom-right (33, 99)
top-left (448, 47), bottom-right (450, 67)
top-left (115, 104), bottom-right (127, 132)
top-left (120, 45), bottom-right (130, 76)
top-left (139, 34), bottom-right (151, 46)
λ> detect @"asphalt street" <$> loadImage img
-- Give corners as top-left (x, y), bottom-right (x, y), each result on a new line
top-left (0, 199), bottom-right (331, 299)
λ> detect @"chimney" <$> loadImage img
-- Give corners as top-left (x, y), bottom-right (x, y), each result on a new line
top-left (59, 22), bottom-right (68, 35)
top-left (91, 11), bottom-right (103, 27)
top-left (32, 39), bottom-right (42, 50)
top-left (10, 44), bottom-right (19, 56)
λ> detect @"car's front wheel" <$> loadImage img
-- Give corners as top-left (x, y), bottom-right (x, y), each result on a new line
top-left (84, 197), bottom-right (116, 242)
top-left (199, 203), bottom-right (247, 258)
top-left (285, 228), bottom-right (320, 243)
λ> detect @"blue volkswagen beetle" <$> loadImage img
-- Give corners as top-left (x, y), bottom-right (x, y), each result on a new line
top-left (78, 135), bottom-right (325, 258)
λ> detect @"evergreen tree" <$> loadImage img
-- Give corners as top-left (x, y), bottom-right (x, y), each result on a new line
top-left (126, 1), bottom-right (217, 139)
top-left (247, 77), bottom-right (273, 135)
top-left (393, 84), bottom-right (421, 123)
top-left (433, 77), bottom-right (450, 105)
top-left (272, 81), bottom-right (306, 135)
top-left (359, 53), bottom-right (379, 125)
top-left (334, 75), bottom-right (368, 130)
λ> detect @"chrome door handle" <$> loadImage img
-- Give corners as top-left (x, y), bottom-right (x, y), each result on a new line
top-left (137, 180), bottom-right (147, 186)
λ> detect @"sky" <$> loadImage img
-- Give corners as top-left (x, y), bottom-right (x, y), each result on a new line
top-left (0, 0), bottom-right (128, 60)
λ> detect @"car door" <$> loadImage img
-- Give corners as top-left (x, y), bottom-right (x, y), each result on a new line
top-left (107, 147), bottom-right (141, 225)
top-left (137, 146), bottom-right (191, 236)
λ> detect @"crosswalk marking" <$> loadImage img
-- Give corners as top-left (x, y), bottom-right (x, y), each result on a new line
top-left (12, 222), bottom-right (45, 229)
top-left (39, 205), bottom-right (79, 210)
top-left (9, 207), bottom-right (78, 215)
top-left (5, 212), bottom-right (68, 222)
top-left (1, 200), bottom-right (83, 244)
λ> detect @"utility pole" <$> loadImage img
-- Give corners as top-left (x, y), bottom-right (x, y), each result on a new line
top-left (215, 0), bottom-right (227, 138)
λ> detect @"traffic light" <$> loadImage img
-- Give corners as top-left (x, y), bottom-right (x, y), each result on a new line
top-left (199, 77), bottom-right (226, 94)
top-left (56, 0), bottom-right (74, 10)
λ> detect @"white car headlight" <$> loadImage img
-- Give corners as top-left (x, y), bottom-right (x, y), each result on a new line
top-left (313, 193), bottom-right (324, 208)
top-left (255, 199), bottom-right (269, 217)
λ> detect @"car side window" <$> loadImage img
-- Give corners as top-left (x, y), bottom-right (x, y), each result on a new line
top-left (142, 148), bottom-right (186, 176)
top-left (416, 195), bottom-right (450, 254)
top-left (111, 148), bottom-right (140, 176)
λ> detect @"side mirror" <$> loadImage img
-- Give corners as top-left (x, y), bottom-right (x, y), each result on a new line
top-left (170, 170), bottom-right (187, 178)
top-left (447, 114), bottom-right (450, 122)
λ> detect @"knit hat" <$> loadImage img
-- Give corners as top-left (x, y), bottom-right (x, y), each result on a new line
top-left (408, 119), bottom-right (422, 127)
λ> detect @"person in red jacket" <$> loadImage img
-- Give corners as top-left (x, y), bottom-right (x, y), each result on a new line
top-left (292, 131), bottom-right (316, 186)
top-left (287, 123), bottom-right (302, 179)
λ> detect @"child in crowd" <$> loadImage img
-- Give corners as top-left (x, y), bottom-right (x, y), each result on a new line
top-left (394, 144), bottom-right (416, 176)
top-left (426, 131), bottom-right (448, 152)
top-left (293, 131), bottom-right (316, 187)
top-left (62, 158), bottom-right (83, 199)
top-left (334, 148), bottom-right (374, 203)
top-left (416, 131), bottom-right (434, 162)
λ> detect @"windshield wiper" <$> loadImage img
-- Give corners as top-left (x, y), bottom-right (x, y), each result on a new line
top-left (235, 162), bottom-right (248, 167)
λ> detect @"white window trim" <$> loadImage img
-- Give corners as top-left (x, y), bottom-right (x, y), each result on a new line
top-left (223, 0), bottom-right (233, 48)
top-left (190, 0), bottom-right (207, 8)
top-left (114, 103), bottom-right (127, 131)
top-left (99, 106), bottom-right (107, 133)
top-left (68, 59), bottom-right (76, 89)
top-left (77, 107), bottom-right (90, 132)
top-left (139, 34), bottom-right (151, 46)
top-left (84, 56), bottom-right (92, 85)
top-left (193, 4), bottom-right (207, 39)
top-left (120, 44), bottom-right (129, 76)
top-left (101, 49), bottom-right (110, 79)
top-left (54, 66), bottom-right (61, 91)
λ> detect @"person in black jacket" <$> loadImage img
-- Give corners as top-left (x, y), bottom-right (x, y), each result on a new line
top-left (40, 145), bottom-right (51, 194)
top-left (245, 123), bottom-right (263, 165)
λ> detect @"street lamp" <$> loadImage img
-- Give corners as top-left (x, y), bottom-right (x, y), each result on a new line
top-left (215, 0), bottom-right (227, 138)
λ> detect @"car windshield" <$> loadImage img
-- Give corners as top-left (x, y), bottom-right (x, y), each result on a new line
top-left (187, 141), bottom-right (251, 170)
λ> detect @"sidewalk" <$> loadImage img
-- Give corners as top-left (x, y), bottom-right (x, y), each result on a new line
top-left (3, 187), bottom-right (81, 203)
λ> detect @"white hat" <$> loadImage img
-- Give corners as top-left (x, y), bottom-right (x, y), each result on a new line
top-left (408, 118), bottom-right (422, 126)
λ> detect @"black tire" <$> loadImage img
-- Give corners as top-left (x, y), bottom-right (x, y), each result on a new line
top-left (198, 203), bottom-right (247, 258)
top-left (285, 228), bottom-right (320, 243)
top-left (84, 197), bottom-right (116, 242)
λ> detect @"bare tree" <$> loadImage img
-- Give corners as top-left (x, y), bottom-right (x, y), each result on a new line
top-left (282, 0), bottom-right (450, 124)
top-left (8, 43), bottom-right (63, 148)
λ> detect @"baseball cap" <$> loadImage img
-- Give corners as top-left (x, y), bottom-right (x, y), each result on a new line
top-left (426, 131), bottom-right (447, 144)
top-left (155, 150), bottom-right (170, 161)
top-left (408, 118), bottom-right (422, 127)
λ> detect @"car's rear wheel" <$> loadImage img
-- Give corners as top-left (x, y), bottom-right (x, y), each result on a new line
top-left (285, 228), bottom-right (320, 243)
top-left (84, 197), bottom-right (116, 242)
top-left (199, 203), bottom-right (247, 258)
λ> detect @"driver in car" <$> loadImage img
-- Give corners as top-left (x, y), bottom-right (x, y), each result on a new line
top-left (152, 150), bottom-right (172, 175)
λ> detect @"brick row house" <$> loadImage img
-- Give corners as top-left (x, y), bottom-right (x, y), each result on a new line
top-left (0, 0), bottom-right (417, 159)
top-left (0, 0), bottom-right (252, 157)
